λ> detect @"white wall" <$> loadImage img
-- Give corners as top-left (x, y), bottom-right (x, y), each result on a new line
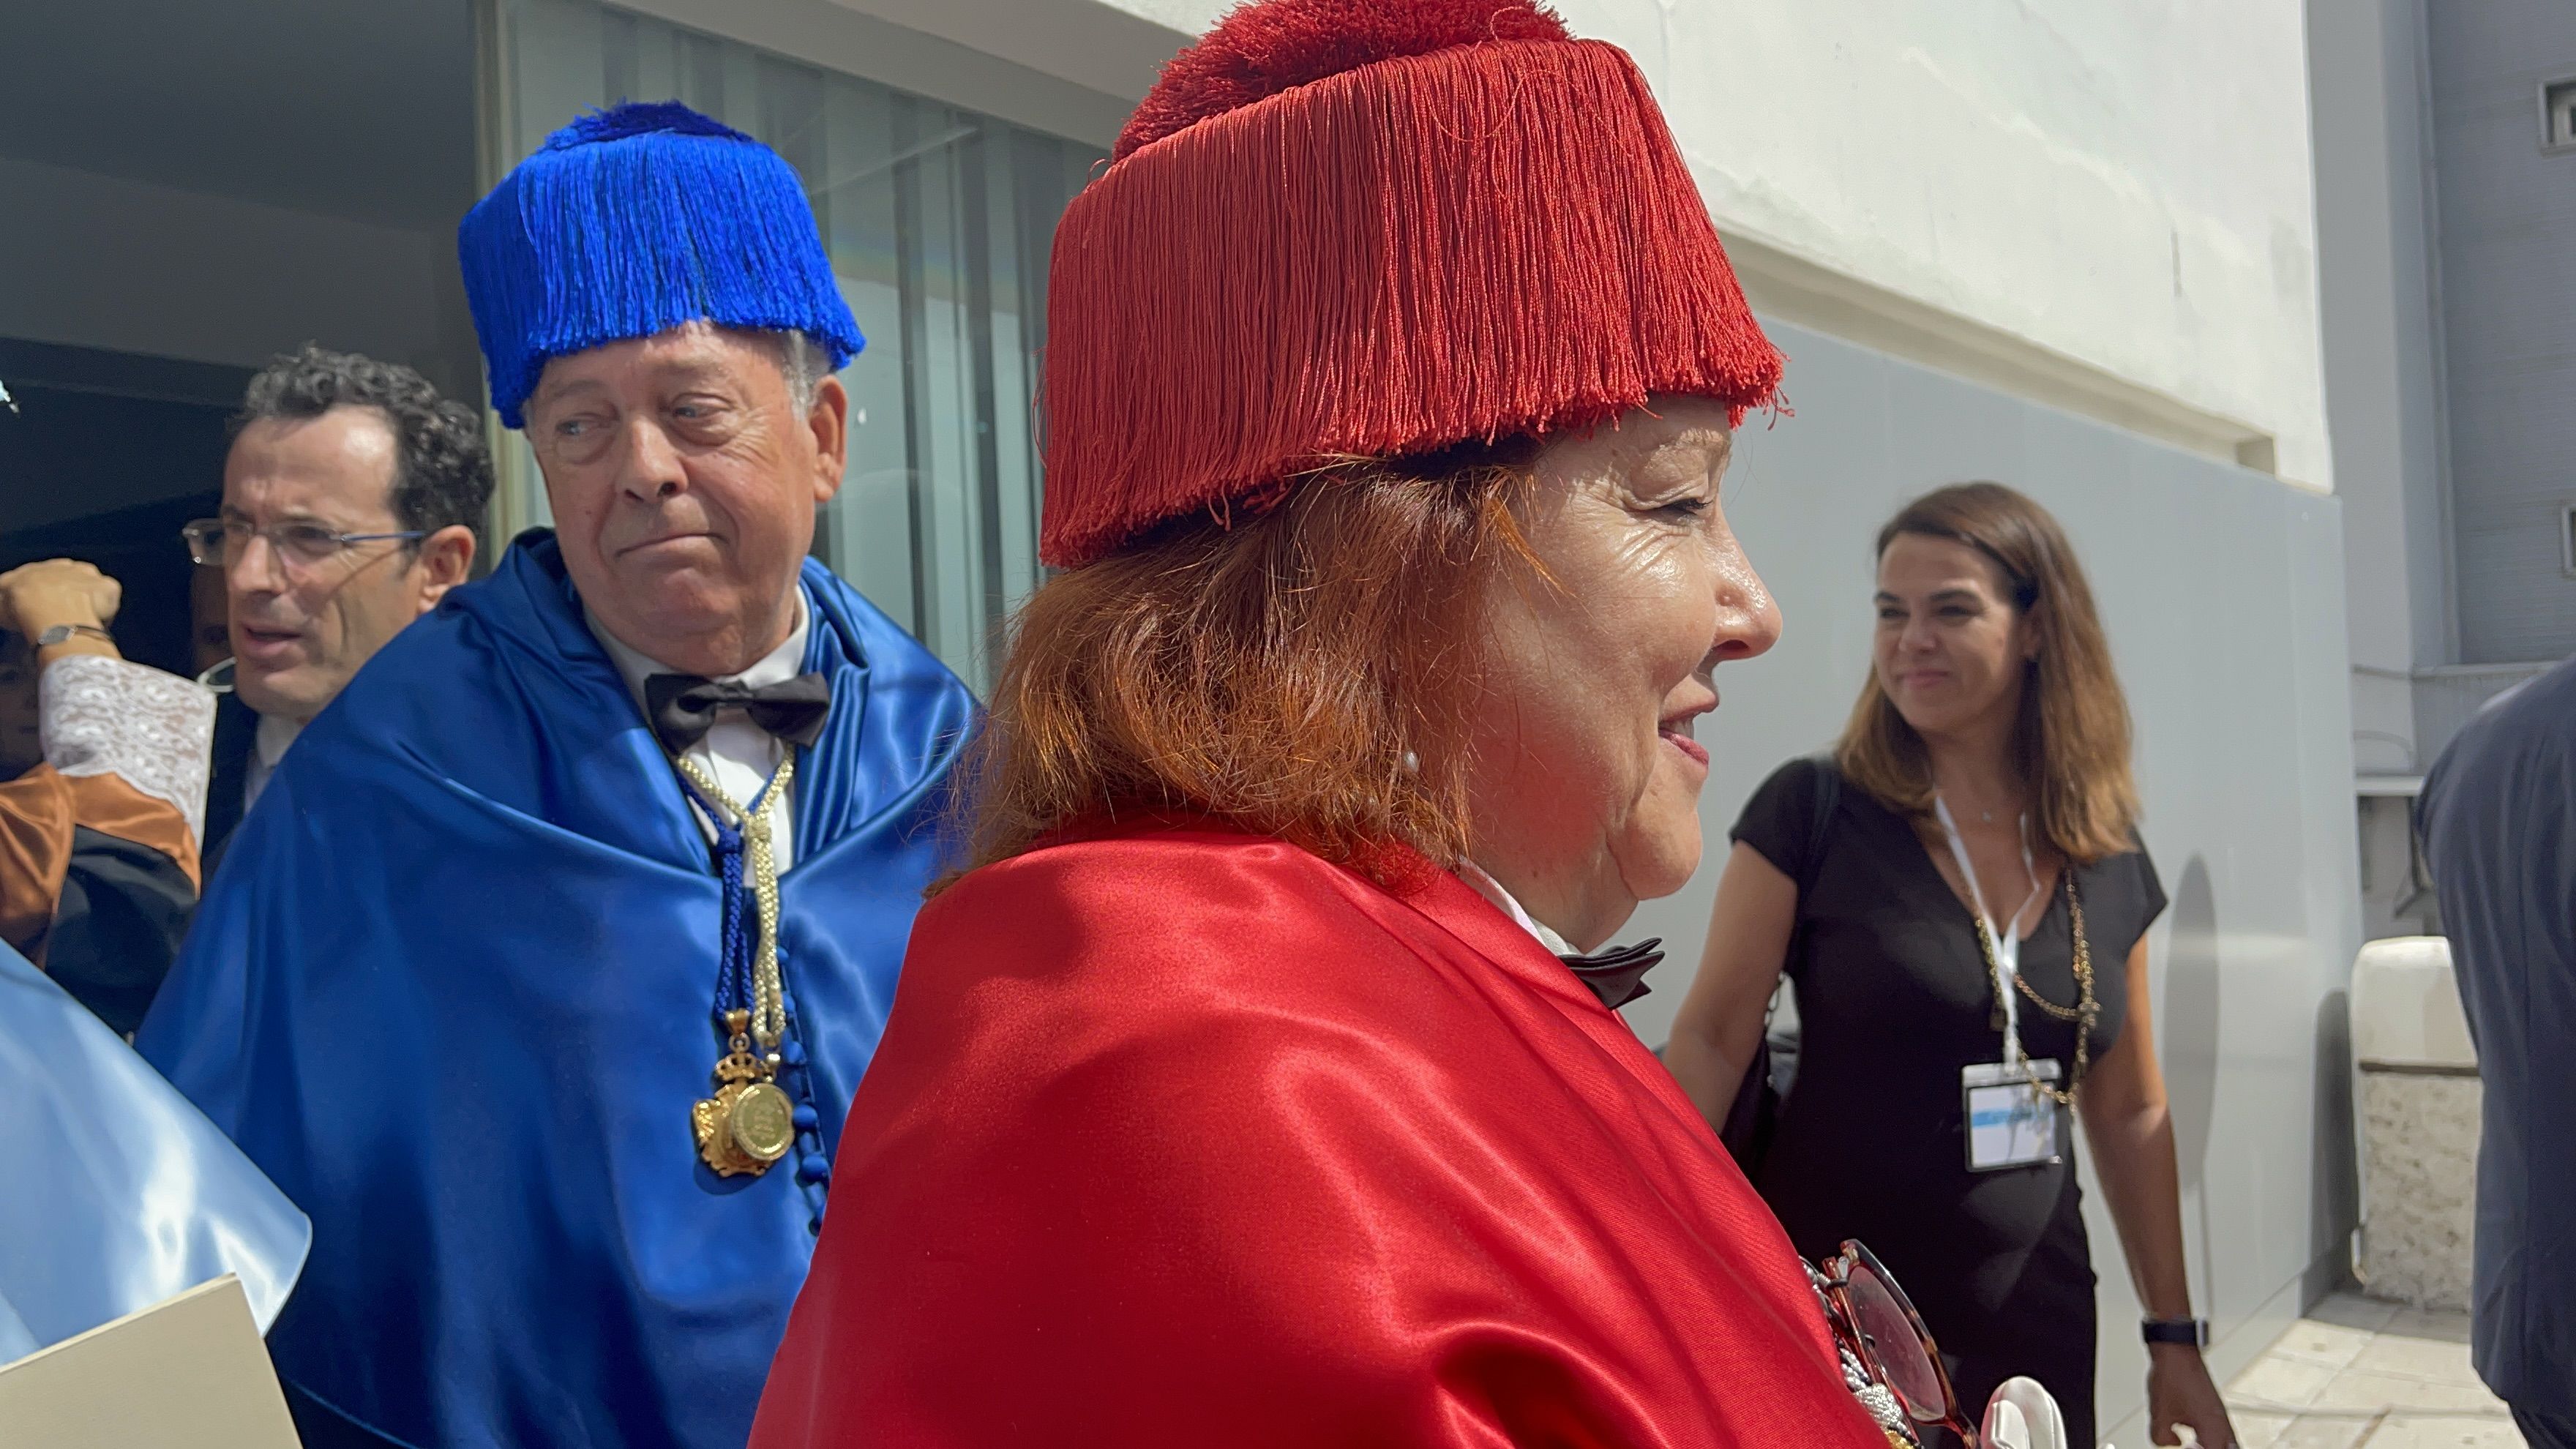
top-left (1613, 0), bottom-right (2330, 488)
top-left (857, 0), bottom-right (2332, 491)
top-left (0, 154), bottom-right (469, 392)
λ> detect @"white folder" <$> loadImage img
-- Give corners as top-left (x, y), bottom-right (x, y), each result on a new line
top-left (0, 1274), bottom-right (301, 1448)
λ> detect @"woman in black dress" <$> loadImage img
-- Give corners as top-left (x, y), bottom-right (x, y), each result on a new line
top-left (1666, 482), bottom-right (2234, 1448)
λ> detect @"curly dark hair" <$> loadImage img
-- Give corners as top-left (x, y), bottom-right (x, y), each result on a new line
top-left (233, 345), bottom-right (494, 544)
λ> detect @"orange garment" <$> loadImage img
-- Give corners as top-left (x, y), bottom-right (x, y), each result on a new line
top-left (0, 763), bottom-right (200, 965)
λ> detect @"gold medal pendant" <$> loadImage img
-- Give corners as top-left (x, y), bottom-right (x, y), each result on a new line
top-left (727, 1080), bottom-right (795, 1164)
top-left (694, 1011), bottom-right (792, 1177)
top-left (676, 762), bottom-right (803, 1183)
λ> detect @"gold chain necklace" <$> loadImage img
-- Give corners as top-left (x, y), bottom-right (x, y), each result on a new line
top-left (1969, 872), bottom-right (2097, 1108)
top-left (678, 754), bottom-right (798, 1177)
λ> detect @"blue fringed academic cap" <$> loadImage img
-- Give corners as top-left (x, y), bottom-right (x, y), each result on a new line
top-left (458, 101), bottom-right (864, 427)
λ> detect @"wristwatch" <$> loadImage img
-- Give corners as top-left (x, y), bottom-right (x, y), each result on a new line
top-left (2142, 1317), bottom-right (2210, 1347)
top-left (34, 618), bottom-right (112, 644)
top-left (33, 624), bottom-right (111, 648)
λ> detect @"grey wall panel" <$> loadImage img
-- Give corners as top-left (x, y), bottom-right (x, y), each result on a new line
top-left (2425, 3), bottom-right (2576, 662)
top-left (1620, 318), bottom-right (2362, 1442)
top-left (2309, 0), bottom-right (2451, 704)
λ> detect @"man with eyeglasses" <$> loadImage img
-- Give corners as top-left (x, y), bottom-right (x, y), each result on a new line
top-left (184, 344), bottom-right (490, 869)
top-left (138, 105), bottom-right (976, 1449)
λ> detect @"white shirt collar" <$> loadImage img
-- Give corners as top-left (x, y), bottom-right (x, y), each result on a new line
top-left (243, 710), bottom-right (302, 812)
top-left (588, 591), bottom-right (811, 714)
top-left (1454, 860), bottom-right (1576, 956)
top-left (252, 711), bottom-right (302, 770)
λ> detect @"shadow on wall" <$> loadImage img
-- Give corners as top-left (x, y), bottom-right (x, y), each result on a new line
top-left (2162, 855), bottom-right (2362, 1308)
top-left (2310, 987), bottom-right (2358, 1297)
top-left (2163, 855), bottom-right (2222, 1308)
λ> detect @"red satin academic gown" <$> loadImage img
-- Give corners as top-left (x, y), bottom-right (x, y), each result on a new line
top-left (751, 820), bottom-right (1887, 1448)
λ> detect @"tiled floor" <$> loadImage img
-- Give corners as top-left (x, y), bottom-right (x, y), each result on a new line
top-left (2222, 1293), bottom-right (2520, 1448)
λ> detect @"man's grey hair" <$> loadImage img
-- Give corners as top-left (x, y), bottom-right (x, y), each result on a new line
top-left (774, 329), bottom-right (821, 415)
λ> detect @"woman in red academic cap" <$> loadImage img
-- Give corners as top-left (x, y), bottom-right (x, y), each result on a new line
top-left (753, 2), bottom-right (1920, 1445)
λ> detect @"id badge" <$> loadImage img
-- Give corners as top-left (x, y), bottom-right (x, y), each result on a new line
top-left (1962, 1060), bottom-right (2064, 1172)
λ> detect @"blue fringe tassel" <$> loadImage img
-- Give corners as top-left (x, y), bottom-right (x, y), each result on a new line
top-left (459, 101), bottom-right (864, 428)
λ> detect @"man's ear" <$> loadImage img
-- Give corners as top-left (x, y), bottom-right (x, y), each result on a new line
top-left (415, 525), bottom-right (478, 610)
top-left (807, 375), bottom-right (850, 506)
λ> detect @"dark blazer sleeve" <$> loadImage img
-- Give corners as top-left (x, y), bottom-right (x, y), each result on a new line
top-left (48, 824), bottom-right (197, 1036)
top-left (200, 692), bottom-right (258, 877)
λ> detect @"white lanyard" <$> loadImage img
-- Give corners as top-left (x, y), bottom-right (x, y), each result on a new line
top-left (1933, 794), bottom-right (2047, 1066)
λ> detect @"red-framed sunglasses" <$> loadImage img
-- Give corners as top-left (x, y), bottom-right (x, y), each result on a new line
top-left (1816, 1240), bottom-right (1980, 1447)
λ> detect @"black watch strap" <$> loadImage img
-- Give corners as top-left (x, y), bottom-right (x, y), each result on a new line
top-left (2142, 1317), bottom-right (2209, 1347)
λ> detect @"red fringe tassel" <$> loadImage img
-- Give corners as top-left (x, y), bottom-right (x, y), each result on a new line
top-left (1041, 37), bottom-right (1784, 569)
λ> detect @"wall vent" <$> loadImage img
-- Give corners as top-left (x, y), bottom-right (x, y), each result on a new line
top-left (2543, 78), bottom-right (2576, 154)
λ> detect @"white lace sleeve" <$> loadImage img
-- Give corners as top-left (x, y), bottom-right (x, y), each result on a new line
top-left (40, 654), bottom-right (218, 843)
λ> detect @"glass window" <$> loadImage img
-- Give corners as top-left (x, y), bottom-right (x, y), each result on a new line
top-left (480, 0), bottom-right (1103, 686)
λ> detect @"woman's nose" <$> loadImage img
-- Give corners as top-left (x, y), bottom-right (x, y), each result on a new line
top-left (1712, 554), bottom-right (1782, 662)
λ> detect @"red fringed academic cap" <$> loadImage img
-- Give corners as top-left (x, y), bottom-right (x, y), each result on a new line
top-left (1038, 0), bottom-right (1782, 567)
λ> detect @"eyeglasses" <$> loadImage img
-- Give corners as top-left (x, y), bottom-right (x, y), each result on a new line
top-left (183, 518), bottom-right (424, 572)
top-left (1817, 1240), bottom-right (1979, 1446)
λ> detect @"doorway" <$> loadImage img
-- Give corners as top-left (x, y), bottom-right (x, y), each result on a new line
top-left (0, 340), bottom-right (249, 678)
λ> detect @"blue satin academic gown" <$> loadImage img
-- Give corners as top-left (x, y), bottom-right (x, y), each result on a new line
top-left (0, 939), bottom-right (308, 1363)
top-left (137, 533), bottom-right (978, 1449)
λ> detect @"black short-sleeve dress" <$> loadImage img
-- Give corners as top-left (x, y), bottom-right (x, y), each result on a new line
top-left (1731, 757), bottom-right (2166, 1446)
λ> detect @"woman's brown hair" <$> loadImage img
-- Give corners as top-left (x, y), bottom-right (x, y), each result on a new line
top-left (946, 446), bottom-right (1540, 890)
top-left (1835, 481), bottom-right (2140, 864)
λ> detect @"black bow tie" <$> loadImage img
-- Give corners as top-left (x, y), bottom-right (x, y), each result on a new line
top-left (1559, 938), bottom-right (1664, 1011)
top-left (643, 672), bottom-right (833, 756)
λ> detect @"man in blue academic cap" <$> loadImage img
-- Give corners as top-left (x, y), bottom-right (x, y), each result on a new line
top-left (138, 102), bottom-right (978, 1449)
